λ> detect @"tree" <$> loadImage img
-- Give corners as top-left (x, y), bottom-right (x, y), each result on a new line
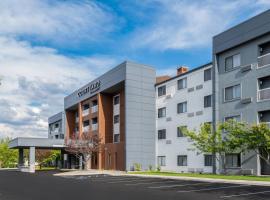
top-left (65, 133), bottom-right (102, 170)
top-left (183, 123), bottom-right (234, 174)
top-left (0, 138), bottom-right (18, 168)
top-left (36, 150), bottom-right (61, 169)
top-left (223, 121), bottom-right (270, 167)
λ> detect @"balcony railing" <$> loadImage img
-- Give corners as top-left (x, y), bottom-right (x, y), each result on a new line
top-left (258, 53), bottom-right (270, 68)
top-left (258, 88), bottom-right (270, 101)
top-left (92, 123), bottom-right (98, 131)
top-left (82, 109), bottom-right (89, 117)
top-left (83, 126), bottom-right (89, 133)
top-left (91, 105), bottom-right (98, 113)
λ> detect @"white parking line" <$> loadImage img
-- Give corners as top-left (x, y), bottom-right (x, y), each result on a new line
top-left (126, 180), bottom-right (178, 186)
top-left (93, 177), bottom-right (141, 182)
top-left (177, 185), bottom-right (249, 193)
top-left (107, 179), bottom-right (153, 184)
top-left (220, 190), bottom-right (270, 198)
top-left (148, 182), bottom-right (212, 189)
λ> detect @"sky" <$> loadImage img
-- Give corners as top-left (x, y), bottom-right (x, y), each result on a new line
top-left (0, 0), bottom-right (270, 139)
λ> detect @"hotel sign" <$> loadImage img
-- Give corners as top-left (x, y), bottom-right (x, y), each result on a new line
top-left (77, 80), bottom-right (101, 97)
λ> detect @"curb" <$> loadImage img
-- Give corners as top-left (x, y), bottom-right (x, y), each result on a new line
top-left (124, 174), bottom-right (270, 187)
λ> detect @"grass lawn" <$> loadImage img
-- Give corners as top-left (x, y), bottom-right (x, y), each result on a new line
top-left (129, 171), bottom-right (270, 182)
top-left (36, 166), bottom-right (58, 171)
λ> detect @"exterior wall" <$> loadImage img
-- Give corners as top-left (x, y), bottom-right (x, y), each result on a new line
top-left (125, 62), bottom-right (156, 171)
top-left (156, 64), bottom-right (213, 173)
top-left (213, 10), bottom-right (270, 175)
top-left (48, 112), bottom-right (65, 139)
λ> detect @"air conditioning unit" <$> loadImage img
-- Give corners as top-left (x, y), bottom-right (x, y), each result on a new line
top-left (251, 63), bottom-right (258, 69)
top-left (240, 97), bottom-right (252, 104)
top-left (166, 94), bottom-right (172, 99)
top-left (166, 117), bottom-right (172, 121)
top-left (166, 140), bottom-right (172, 144)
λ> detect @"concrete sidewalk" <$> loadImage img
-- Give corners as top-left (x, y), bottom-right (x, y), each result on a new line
top-left (124, 173), bottom-right (270, 187)
top-left (54, 169), bottom-right (126, 177)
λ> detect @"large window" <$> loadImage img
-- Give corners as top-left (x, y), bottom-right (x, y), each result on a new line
top-left (204, 68), bottom-right (212, 81)
top-left (114, 134), bottom-right (120, 143)
top-left (177, 126), bottom-right (187, 137)
top-left (204, 95), bottom-right (212, 108)
top-left (158, 129), bottom-right (166, 140)
top-left (83, 120), bottom-right (89, 127)
top-left (83, 104), bottom-right (89, 110)
top-left (178, 78), bottom-right (187, 90)
top-left (177, 155), bottom-right (187, 166)
top-left (226, 154), bottom-right (241, 168)
top-left (225, 54), bottom-right (241, 71)
top-left (177, 102), bottom-right (187, 114)
top-left (225, 84), bottom-right (241, 101)
top-left (225, 115), bottom-right (241, 122)
top-left (158, 156), bottom-right (166, 166)
top-left (204, 155), bottom-right (213, 166)
top-left (158, 107), bottom-right (166, 118)
top-left (158, 85), bottom-right (166, 97)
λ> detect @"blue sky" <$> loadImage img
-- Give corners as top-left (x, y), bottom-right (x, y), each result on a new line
top-left (0, 0), bottom-right (270, 138)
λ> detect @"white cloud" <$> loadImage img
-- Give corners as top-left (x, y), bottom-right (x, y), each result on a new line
top-left (131, 0), bottom-right (270, 50)
top-left (0, 37), bottom-right (118, 138)
top-left (0, 0), bottom-right (117, 45)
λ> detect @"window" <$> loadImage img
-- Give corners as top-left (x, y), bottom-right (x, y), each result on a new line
top-left (55, 123), bottom-right (59, 128)
top-left (177, 126), bottom-right (187, 137)
top-left (114, 115), bottom-right (120, 124)
top-left (225, 115), bottom-right (241, 122)
top-left (177, 102), bottom-right (187, 114)
top-left (177, 155), bottom-right (187, 166)
top-left (226, 154), bottom-right (241, 168)
top-left (158, 129), bottom-right (166, 139)
top-left (83, 120), bottom-right (89, 127)
top-left (158, 107), bottom-right (166, 118)
top-left (178, 78), bottom-right (187, 90)
top-left (158, 85), bottom-right (166, 97)
top-left (259, 41), bottom-right (270, 56)
top-left (204, 68), bottom-right (212, 81)
top-left (113, 95), bottom-right (120, 105)
top-left (225, 84), bottom-right (241, 101)
top-left (158, 156), bottom-right (166, 166)
top-left (204, 155), bottom-right (213, 166)
top-left (204, 95), bottom-right (212, 108)
top-left (83, 104), bottom-right (89, 110)
top-left (225, 54), bottom-right (240, 71)
top-left (114, 134), bottom-right (120, 143)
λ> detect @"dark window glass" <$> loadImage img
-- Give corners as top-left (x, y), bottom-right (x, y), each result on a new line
top-left (158, 86), bottom-right (166, 96)
top-left (204, 95), bottom-right (212, 108)
top-left (204, 155), bottom-right (213, 166)
top-left (226, 154), bottom-right (241, 168)
top-left (114, 134), bottom-right (120, 143)
top-left (83, 104), bottom-right (89, 110)
top-left (204, 68), bottom-right (212, 81)
top-left (177, 155), bottom-right (187, 166)
top-left (177, 126), bottom-right (187, 137)
top-left (178, 78), bottom-right (187, 89)
top-left (158, 107), bottom-right (166, 118)
top-left (114, 95), bottom-right (120, 105)
top-left (83, 120), bottom-right (90, 127)
top-left (114, 115), bottom-right (120, 124)
top-left (158, 129), bottom-right (166, 139)
top-left (177, 102), bottom-right (187, 113)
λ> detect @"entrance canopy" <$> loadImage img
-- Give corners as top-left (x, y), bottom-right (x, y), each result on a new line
top-left (9, 137), bottom-right (65, 149)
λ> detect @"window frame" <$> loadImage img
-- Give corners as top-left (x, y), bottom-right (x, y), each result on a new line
top-left (204, 95), bottom-right (212, 108)
top-left (177, 155), bottom-right (188, 166)
top-left (158, 129), bottom-right (166, 140)
top-left (113, 115), bottom-right (120, 124)
top-left (113, 95), bottom-right (120, 105)
top-left (177, 126), bottom-right (187, 137)
top-left (204, 68), bottom-right (212, 82)
top-left (158, 107), bottom-right (166, 118)
top-left (225, 54), bottom-right (241, 72)
top-left (204, 154), bottom-right (213, 167)
top-left (157, 156), bottom-right (166, 166)
top-left (224, 84), bottom-right (241, 102)
top-left (177, 101), bottom-right (187, 114)
top-left (158, 85), bottom-right (166, 97)
top-left (177, 77), bottom-right (187, 90)
top-left (225, 153), bottom-right (241, 168)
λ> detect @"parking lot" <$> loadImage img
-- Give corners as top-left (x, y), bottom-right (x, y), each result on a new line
top-left (0, 171), bottom-right (270, 200)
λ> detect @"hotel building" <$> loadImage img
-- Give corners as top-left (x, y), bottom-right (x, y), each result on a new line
top-left (63, 61), bottom-right (156, 171)
top-left (156, 64), bottom-right (213, 173)
top-left (213, 10), bottom-right (270, 175)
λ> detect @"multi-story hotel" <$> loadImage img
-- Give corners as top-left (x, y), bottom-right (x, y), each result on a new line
top-left (9, 10), bottom-right (270, 175)
top-left (63, 61), bottom-right (156, 171)
top-left (156, 64), bottom-right (213, 173)
top-left (213, 9), bottom-right (270, 175)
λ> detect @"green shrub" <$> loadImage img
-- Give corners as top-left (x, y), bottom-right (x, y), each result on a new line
top-left (157, 165), bottom-right (161, 172)
top-left (148, 165), bottom-right (153, 171)
top-left (134, 163), bottom-right (142, 171)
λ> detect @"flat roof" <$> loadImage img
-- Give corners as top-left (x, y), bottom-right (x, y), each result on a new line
top-left (9, 137), bottom-right (65, 149)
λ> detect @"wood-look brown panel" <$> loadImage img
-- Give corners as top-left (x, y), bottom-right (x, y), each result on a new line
top-left (65, 111), bottom-right (76, 139)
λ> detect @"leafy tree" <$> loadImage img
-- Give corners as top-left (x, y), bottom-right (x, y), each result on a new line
top-left (0, 138), bottom-right (18, 168)
top-left (36, 150), bottom-right (61, 169)
top-left (223, 121), bottom-right (270, 167)
top-left (183, 123), bottom-right (234, 174)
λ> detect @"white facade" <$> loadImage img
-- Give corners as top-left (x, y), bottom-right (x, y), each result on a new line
top-left (156, 64), bottom-right (213, 173)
